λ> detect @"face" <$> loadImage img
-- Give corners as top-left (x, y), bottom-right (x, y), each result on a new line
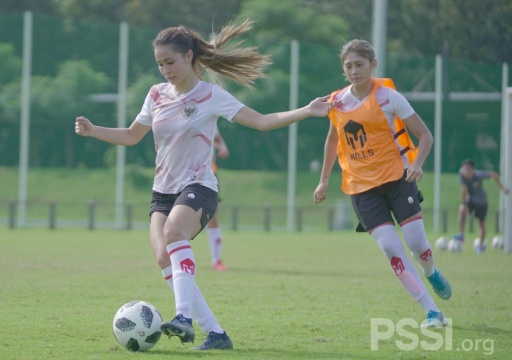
top-left (461, 164), bottom-right (475, 179)
top-left (154, 45), bottom-right (193, 86)
top-left (342, 52), bottom-right (376, 86)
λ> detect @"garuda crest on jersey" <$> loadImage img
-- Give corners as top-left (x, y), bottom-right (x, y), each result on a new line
top-left (181, 104), bottom-right (198, 118)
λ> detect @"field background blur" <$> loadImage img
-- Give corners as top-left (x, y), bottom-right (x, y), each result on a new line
top-left (0, 0), bottom-right (510, 231)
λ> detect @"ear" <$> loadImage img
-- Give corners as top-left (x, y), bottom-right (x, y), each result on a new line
top-left (185, 50), bottom-right (194, 64)
top-left (371, 59), bottom-right (378, 71)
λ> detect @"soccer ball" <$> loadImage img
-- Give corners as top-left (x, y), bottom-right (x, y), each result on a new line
top-left (447, 238), bottom-right (462, 252)
top-left (434, 237), bottom-right (448, 251)
top-left (492, 236), bottom-right (504, 249)
top-left (113, 300), bottom-right (163, 351)
top-left (473, 238), bottom-right (487, 252)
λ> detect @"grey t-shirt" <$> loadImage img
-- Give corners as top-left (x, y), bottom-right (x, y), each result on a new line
top-left (459, 169), bottom-right (491, 205)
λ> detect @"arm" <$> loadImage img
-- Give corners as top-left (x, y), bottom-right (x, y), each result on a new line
top-left (213, 126), bottom-right (230, 159)
top-left (232, 95), bottom-right (337, 131)
top-left (314, 123), bottom-right (339, 203)
top-left (75, 116), bottom-right (151, 146)
top-left (490, 171), bottom-right (510, 194)
top-left (402, 112), bottom-right (433, 182)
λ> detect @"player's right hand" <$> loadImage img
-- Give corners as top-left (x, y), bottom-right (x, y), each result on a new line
top-left (314, 183), bottom-right (328, 203)
top-left (75, 116), bottom-right (94, 137)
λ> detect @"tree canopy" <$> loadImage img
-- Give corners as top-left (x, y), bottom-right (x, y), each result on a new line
top-left (1, 0), bottom-right (510, 64)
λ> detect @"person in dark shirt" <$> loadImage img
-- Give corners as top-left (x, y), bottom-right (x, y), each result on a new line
top-left (454, 159), bottom-right (509, 253)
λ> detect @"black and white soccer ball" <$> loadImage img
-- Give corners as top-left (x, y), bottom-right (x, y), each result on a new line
top-left (447, 238), bottom-right (462, 252)
top-left (434, 237), bottom-right (448, 251)
top-left (113, 300), bottom-right (163, 351)
top-left (492, 236), bottom-right (504, 249)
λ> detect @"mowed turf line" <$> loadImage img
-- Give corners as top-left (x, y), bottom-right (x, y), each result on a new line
top-left (0, 228), bottom-right (511, 359)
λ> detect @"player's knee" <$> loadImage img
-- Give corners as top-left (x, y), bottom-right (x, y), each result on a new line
top-left (157, 255), bottom-right (170, 268)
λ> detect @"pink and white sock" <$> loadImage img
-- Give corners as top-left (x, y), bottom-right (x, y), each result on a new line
top-left (371, 225), bottom-right (439, 313)
top-left (161, 265), bottom-right (223, 333)
top-left (166, 240), bottom-right (196, 319)
top-left (206, 227), bottom-right (223, 265)
top-left (400, 218), bottom-right (435, 277)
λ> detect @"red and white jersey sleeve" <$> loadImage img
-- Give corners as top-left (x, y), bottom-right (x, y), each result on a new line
top-left (136, 81), bottom-right (244, 193)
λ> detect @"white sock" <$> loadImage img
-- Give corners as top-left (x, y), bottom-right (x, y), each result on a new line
top-left (167, 240), bottom-right (195, 319)
top-left (400, 219), bottom-right (435, 277)
top-left (371, 225), bottom-right (439, 313)
top-left (161, 265), bottom-right (223, 333)
top-left (206, 227), bottom-right (223, 265)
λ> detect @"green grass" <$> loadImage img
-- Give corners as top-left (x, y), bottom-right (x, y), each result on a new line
top-left (1, 228), bottom-right (511, 359)
top-left (0, 166), bottom-right (505, 234)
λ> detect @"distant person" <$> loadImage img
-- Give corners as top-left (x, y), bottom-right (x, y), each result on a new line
top-left (313, 39), bottom-right (451, 328)
top-left (208, 125), bottom-right (229, 271)
top-left (75, 19), bottom-right (336, 351)
top-left (454, 159), bottom-right (509, 253)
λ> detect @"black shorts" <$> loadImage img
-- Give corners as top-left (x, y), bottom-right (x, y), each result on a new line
top-left (149, 184), bottom-right (218, 232)
top-left (467, 200), bottom-right (488, 221)
top-left (351, 170), bottom-right (422, 232)
top-left (214, 173), bottom-right (222, 202)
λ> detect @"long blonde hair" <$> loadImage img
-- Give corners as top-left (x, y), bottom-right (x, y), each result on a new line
top-left (152, 19), bottom-right (272, 89)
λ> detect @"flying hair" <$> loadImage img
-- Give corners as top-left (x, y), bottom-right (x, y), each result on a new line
top-left (152, 19), bottom-right (272, 89)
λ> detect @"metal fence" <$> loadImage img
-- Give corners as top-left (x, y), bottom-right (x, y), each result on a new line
top-left (2, 199), bottom-right (502, 236)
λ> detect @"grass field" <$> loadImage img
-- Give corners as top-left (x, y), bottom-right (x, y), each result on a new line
top-left (0, 166), bottom-right (506, 234)
top-left (1, 228), bottom-right (511, 359)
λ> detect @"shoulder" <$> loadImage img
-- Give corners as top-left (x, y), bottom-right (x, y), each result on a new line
top-left (332, 86), bottom-right (357, 111)
top-left (475, 169), bottom-right (491, 178)
top-left (376, 85), bottom-right (408, 103)
top-left (210, 83), bottom-right (230, 96)
top-left (210, 83), bottom-right (242, 103)
top-left (145, 82), bottom-right (170, 100)
top-left (332, 85), bottom-right (351, 99)
top-left (151, 82), bottom-right (170, 93)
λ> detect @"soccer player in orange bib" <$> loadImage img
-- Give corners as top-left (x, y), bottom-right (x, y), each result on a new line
top-left (313, 39), bottom-right (451, 328)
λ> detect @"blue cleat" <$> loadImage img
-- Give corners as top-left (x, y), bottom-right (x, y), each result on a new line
top-left (161, 314), bottom-right (195, 344)
top-left (426, 269), bottom-right (452, 300)
top-left (421, 310), bottom-right (448, 328)
top-left (192, 331), bottom-right (233, 350)
top-left (453, 233), bottom-right (464, 243)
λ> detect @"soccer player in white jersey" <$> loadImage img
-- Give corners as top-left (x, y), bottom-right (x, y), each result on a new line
top-left (75, 19), bottom-right (337, 351)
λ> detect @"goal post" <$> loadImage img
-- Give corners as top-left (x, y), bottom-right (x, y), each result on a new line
top-left (504, 87), bottom-right (512, 253)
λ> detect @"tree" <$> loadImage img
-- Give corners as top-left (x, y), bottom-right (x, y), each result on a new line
top-left (388, 0), bottom-right (512, 64)
top-left (0, 60), bottom-right (111, 167)
top-left (0, 43), bottom-right (21, 85)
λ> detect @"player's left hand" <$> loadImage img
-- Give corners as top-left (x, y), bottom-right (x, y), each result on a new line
top-left (308, 95), bottom-right (340, 117)
top-left (406, 164), bottom-right (423, 182)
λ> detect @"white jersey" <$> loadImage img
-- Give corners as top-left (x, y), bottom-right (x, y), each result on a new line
top-left (136, 80), bottom-right (244, 193)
